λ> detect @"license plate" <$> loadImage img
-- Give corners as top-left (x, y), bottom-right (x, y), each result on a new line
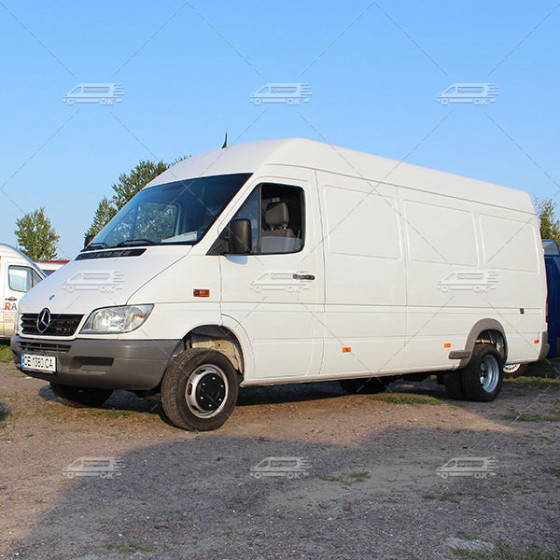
top-left (21, 354), bottom-right (57, 374)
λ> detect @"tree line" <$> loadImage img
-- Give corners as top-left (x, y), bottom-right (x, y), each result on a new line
top-left (13, 168), bottom-right (560, 260)
top-left (15, 160), bottom-right (169, 260)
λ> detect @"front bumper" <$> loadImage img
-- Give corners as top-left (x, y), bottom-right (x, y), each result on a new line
top-left (11, 335), bottom-right (182, 390)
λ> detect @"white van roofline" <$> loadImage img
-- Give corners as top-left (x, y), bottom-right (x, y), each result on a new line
top-left (147, 138), bottom-right (533, 213)
top-left (0, 243), bottom-right (43, 270)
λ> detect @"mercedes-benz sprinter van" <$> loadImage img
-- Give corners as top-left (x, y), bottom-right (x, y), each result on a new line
top-left (11, 139), bottom-right (548, 430)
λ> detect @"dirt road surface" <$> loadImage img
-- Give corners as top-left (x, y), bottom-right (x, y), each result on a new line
top-left (1, 362), bottom-right (559, 559)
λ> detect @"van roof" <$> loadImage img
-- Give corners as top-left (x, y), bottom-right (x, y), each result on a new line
top-left (0, 243), bottom-right (31, 259)
top-left (148, 138), bottom-right (533, 213)
top-left (0, 244), bottom-right (44, 271)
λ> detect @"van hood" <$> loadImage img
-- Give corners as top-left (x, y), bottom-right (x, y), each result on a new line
top-left (18, 246), bottom-right (191, 315)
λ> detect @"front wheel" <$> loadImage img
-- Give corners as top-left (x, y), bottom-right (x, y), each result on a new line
top-left (161, 348), bottom-right (239, 431)
top-left (50, 383), bottom-right (113, 408)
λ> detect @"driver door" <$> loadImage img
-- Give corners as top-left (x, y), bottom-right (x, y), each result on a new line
top-left (218, 173), bottom-right (324, 381)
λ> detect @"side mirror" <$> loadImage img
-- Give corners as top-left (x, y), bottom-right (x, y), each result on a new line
top-left (84, 234), bottom-right (94, 248)
top-left (228, 219), bottom-right (252, 255)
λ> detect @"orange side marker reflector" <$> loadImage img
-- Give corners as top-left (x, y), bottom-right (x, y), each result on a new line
top-left (194, 289), bottom-right (210, 297)
top-left (534, 339), bottom-right (539, 344)
top-left (444, 343), bottom-right (451, 348)
top-left (342, 347), bottom-right (351, 353)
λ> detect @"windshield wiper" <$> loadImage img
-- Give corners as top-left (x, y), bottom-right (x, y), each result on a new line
top-left (82, 242), bottom-right (108, 252)
top-left (116, 239), bottom-right (157, 247)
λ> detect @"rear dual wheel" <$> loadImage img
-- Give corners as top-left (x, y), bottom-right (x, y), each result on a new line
top-left (444, 343), bottom-right (503, 401)
top-left (161, 349), bottom-right (239, 431)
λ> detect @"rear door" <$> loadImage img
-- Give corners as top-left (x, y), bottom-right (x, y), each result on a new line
top-left (218, 171), bottom-right (324, 381)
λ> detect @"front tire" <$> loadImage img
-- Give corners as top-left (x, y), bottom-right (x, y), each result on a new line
top-left (50, 383), bottom-right (113, 408)
top-left (161, 348), bottom-right (239, 431)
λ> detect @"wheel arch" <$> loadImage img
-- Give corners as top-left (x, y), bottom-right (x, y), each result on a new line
top-left (182, 325), bottom-right (246, 378)
top-left (459, 319), bottom-right (507, 368)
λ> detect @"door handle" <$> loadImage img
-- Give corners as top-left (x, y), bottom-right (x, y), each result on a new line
top-left (5, 297), bottom-right (16, 301)
top-left (293, 273), bottom-right (315, 281)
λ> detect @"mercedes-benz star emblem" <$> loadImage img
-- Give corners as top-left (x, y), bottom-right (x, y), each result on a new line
top-left (36, 308), bottom-right (51, 334)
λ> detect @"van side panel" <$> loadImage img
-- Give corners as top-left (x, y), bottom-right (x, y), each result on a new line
top-left (479, 211), bottom-right (545, 364)
top-left (318, 172), bottom-right (406, 376)
top-left (401, 186), bottom-right (545, 370)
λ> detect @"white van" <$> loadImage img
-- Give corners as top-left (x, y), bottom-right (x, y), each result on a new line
top-left (0, 244), bottom-right (44, 339)
top-left (11, 139), bottom-right (548, 431)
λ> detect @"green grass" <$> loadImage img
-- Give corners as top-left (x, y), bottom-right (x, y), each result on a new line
top-left (108, 543), bottom-right (155, 554)
top-left (347, 470), bottom-right (370, 483)
top-left (371, 393), bottom-right (443, 405)
top-left (504, 376), bottom-right (560, 388)
top-left (319, 469), bottom-right (370, 485)
top-left (501, 410), bottom-right (560, 422)
top-left (0, 409), bottom-right (11, 426)
top-left (0, 344), bottom-right (13, 363)
top-left (88, 409), bottom-right (135, 419)
top-left (451, 542), bottom-right (560, 560)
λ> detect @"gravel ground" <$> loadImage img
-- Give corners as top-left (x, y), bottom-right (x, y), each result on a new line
top-left (0, 362), bottom-right (559, 560)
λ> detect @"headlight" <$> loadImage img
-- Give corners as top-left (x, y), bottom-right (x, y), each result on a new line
top-left (80, 305), bottom-right (153, 334)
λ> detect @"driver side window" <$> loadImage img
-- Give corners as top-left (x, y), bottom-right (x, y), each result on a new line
top-left (231, 183), bottom-right (304, 255)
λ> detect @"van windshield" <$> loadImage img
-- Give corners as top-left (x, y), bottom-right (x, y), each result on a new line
top-left (87, 173), bottom-right (251, 250)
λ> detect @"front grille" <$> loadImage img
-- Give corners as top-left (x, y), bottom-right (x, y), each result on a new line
top-left (21, 314), bottom-right (83, 337)
top-left (19, 341), bottom-right (71, 354)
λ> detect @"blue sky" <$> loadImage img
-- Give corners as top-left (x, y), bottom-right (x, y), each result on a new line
top-left (1, 0), bottom-right (559, 258)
